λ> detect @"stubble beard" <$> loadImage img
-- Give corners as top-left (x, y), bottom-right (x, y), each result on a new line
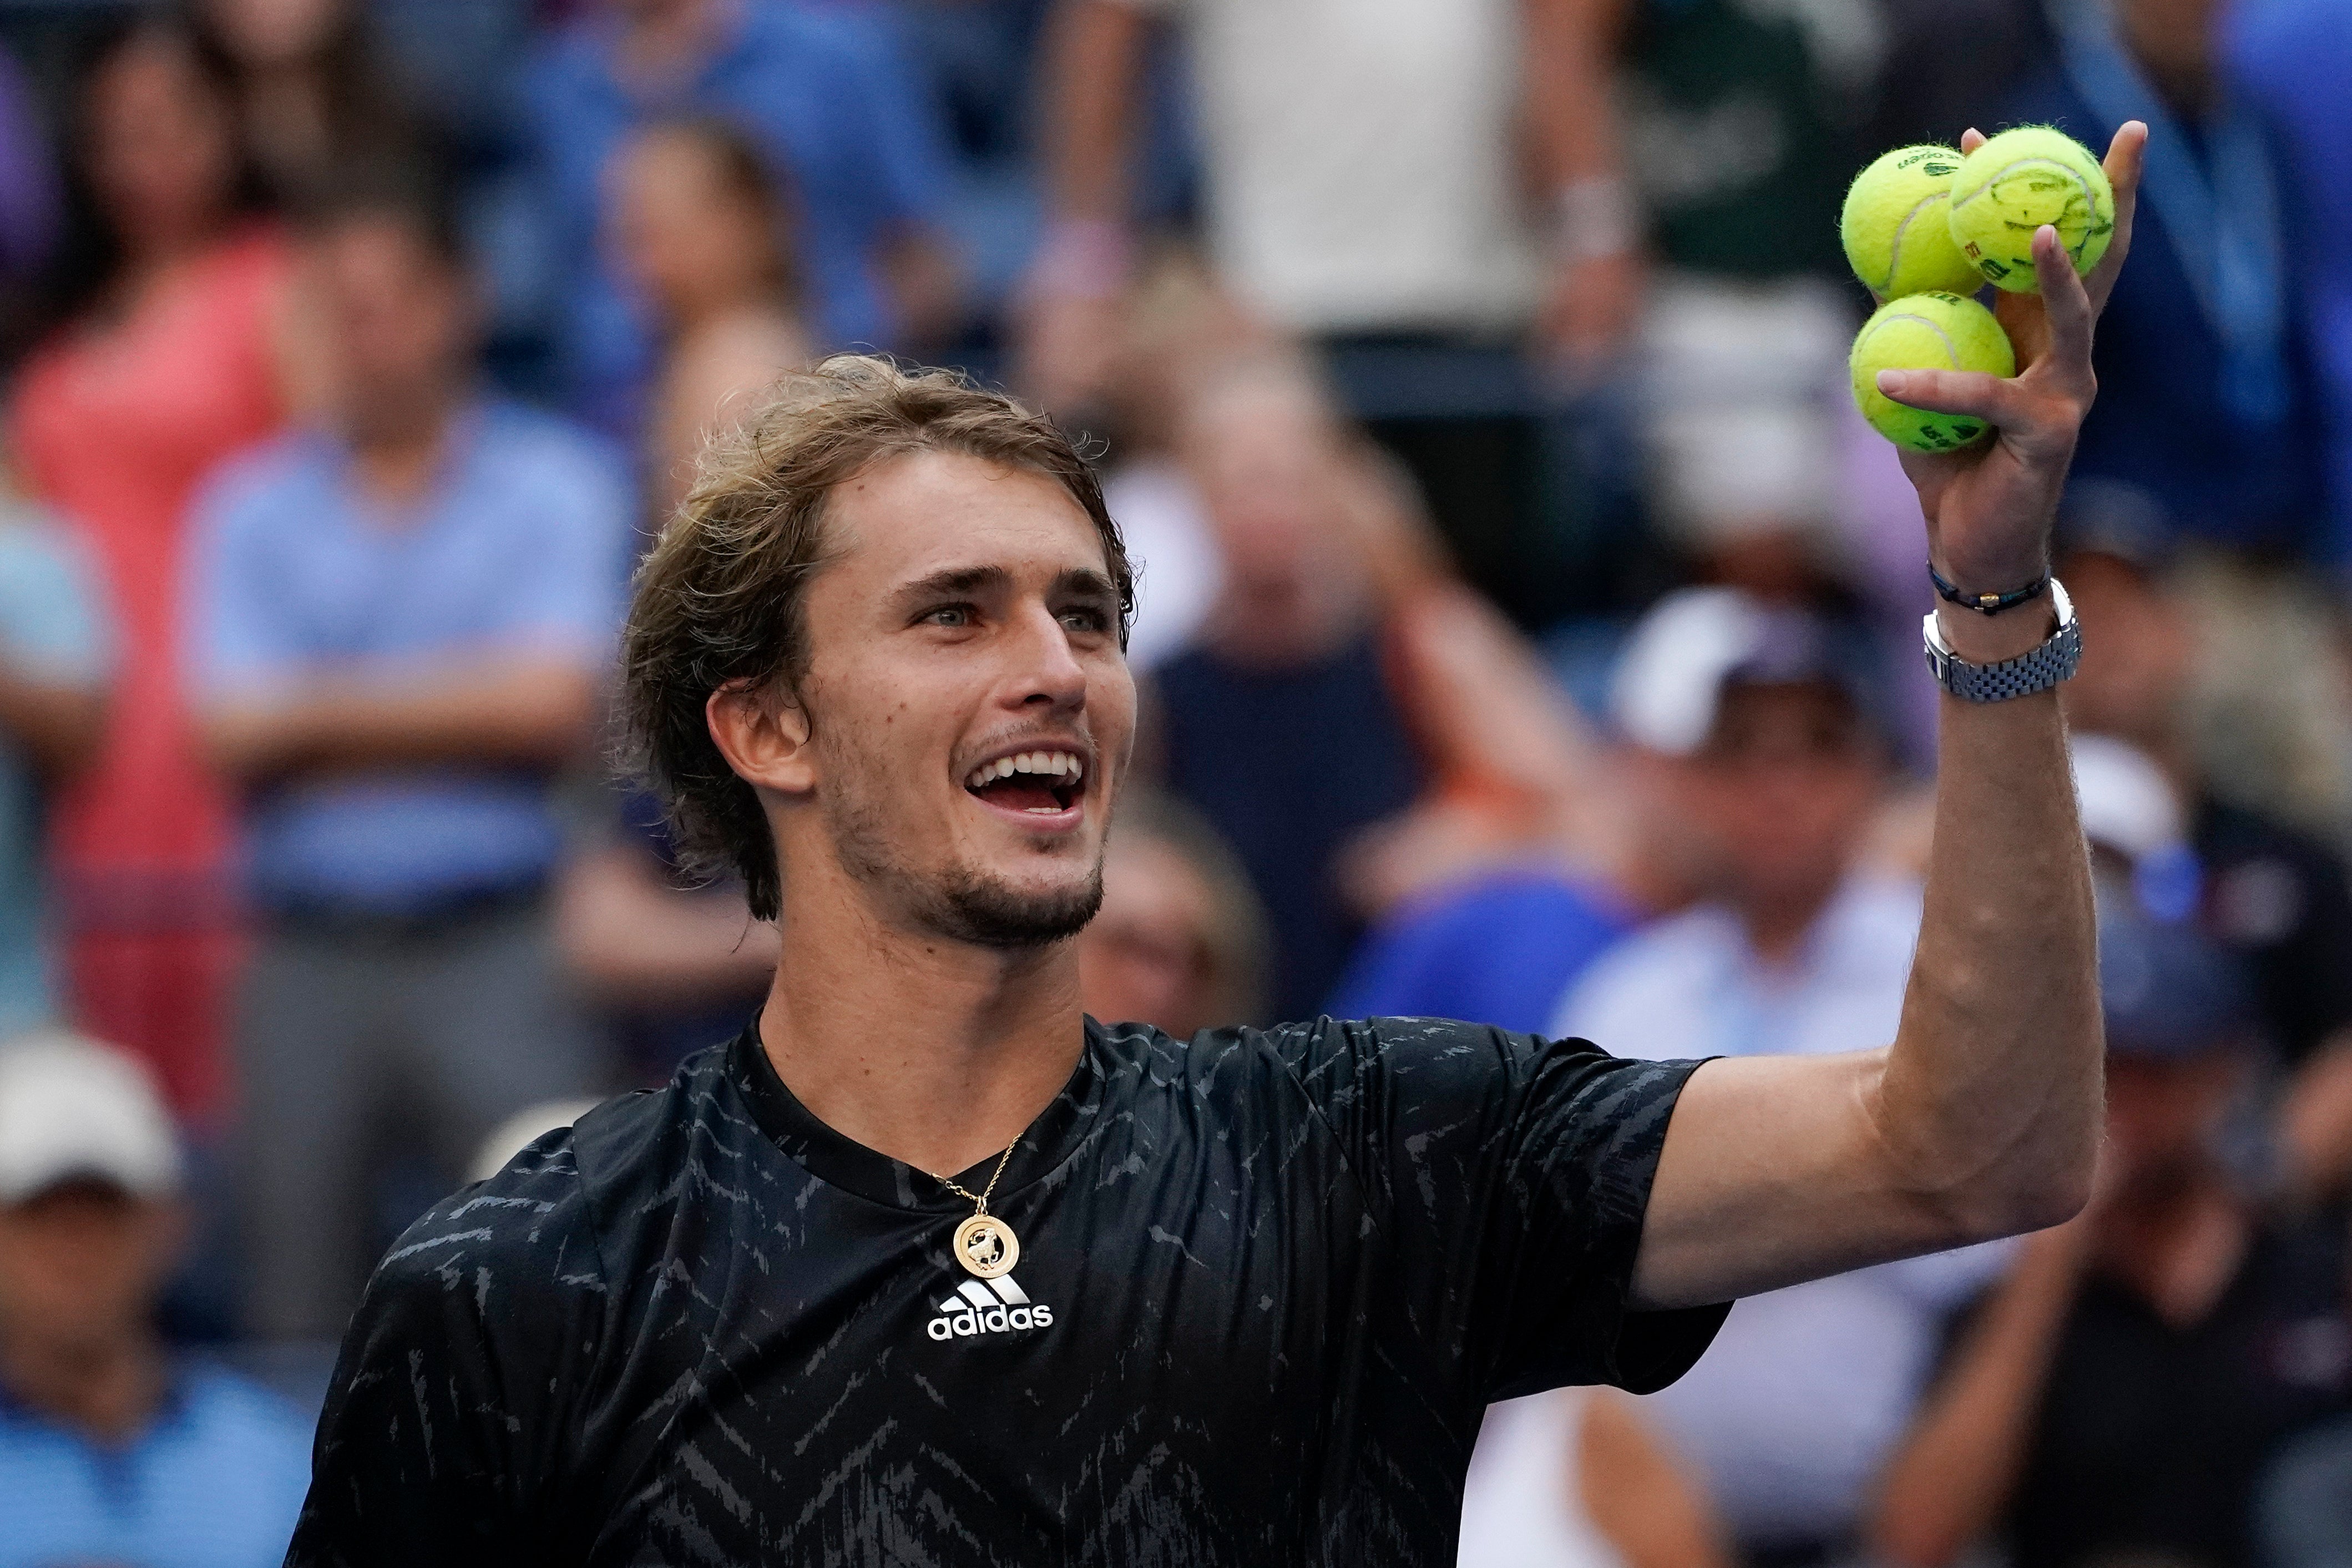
top-left (827, 781), bottom-right (1105, 950)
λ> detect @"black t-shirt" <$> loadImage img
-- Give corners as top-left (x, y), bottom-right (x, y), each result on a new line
top-left (2006, 1216), bottom-right (2352, 1568)
top-left (286, 1016), bottom-right (1723, 1566)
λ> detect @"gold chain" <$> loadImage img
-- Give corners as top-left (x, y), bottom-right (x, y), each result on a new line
top-left (931, 1142), bottom-right (1016, 1217)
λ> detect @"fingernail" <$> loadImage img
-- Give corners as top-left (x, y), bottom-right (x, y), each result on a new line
top-left (1876, 370), bottom-right (1905, 395)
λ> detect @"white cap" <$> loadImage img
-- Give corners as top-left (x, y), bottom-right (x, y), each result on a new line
top-left (0, 1031), bottom-right (182, 1203)
top-left (468, 1096), bottom-right (601, 1185)
top-left (1610, 586), bottom-right (1873, 757)
top-left (2071, 732), bottom-right (2186, 863)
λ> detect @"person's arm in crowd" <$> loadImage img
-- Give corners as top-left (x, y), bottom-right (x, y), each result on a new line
top-left (1523, 0), bottom-right (1645, 378)
top-left (1580, 1389), bottom-right (1733, 1568)
top-left (1017, 0), bottom-right (1155, 408)
top-left (0, 659), bottom-right (103, 778)
top-left (555, 837), bottom-right (781, 1004)
top-left (198, 659), bottom-right (597, 788)
top-left (1626, 124), bottom-right (2146, 1311)
top-left (2279, 1028), bottom-right (2352, 1202)
top-left (1864, 1224), bottom-right (2088, 1568)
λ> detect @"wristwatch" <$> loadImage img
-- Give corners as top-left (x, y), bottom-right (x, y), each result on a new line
top-left (1923, 579), bottom-right (2081, 702)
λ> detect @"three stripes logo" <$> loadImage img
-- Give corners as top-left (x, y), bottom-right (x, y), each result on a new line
top-left (925, 1274), bottom-right (1055, 1341)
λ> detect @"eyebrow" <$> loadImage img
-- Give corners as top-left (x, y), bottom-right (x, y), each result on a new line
top-left (888, 564), bottom-right (1120, 611)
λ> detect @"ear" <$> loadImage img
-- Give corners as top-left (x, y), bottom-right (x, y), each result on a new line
top-left (707, 677), bottom-right (817, 798)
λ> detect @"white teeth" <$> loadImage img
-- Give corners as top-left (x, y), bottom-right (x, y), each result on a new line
top-left (964, 749), bottom-right (1086, 792)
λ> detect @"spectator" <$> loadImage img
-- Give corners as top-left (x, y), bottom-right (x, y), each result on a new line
top-left (1074, 789), bottom-right (1261, 1039)
top-left (1548, 585), bottom-right (2006, 1567)
top-left (524, 0), bottom-right (959, 437)
top-left (2058, 530), bottom-right (2352, 1201)
top-left (1029, 0), bottom-right (1637, 624)
top-left (2227, 0), bottom-right (2352, 571)
top-left (0, 1032), bottom-right (311, 1567)
top-left (9, 16), bottom-right (296, 1122)
top-left (606, 115), bottom-right (811, 527)
top-left (2001, 0), bottom-right (2320, 554)
top-left (188, 175), bottom-right (626, 1339)
top-left (1868, 899), bottom-right (2352, 1568)
top-left (0, 479), bottom-right (108, 1041)
top-left (555, 792), bottom-right (776, 1083)
top-left (1459, 1386), bottom-right (1732, 1568)
top-left (190, 0), bottom-right (425, 206)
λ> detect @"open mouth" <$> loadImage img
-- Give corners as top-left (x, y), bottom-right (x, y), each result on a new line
top-left (964, 748), bottom-right (1086, 816)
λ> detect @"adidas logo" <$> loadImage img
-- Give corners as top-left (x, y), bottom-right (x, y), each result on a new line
top-left (925, 1274), bottom-right (1055, 1341)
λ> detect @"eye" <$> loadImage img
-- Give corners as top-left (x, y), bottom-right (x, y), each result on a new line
top-left (921, 604), bottom-right (974, 629)
top-left (1059, 606), bottom-right (1112, 634)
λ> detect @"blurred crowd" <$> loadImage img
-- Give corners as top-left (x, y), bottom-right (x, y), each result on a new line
top-left (0, 0), bottom-right (2348, 1564)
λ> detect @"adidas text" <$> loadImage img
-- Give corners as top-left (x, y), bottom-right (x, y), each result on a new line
top-left (927, 1274), bottom-right (1054, 1340)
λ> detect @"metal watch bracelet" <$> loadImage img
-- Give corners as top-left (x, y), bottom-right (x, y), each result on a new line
top-left (1923, 579), bottom-right (2081, 702)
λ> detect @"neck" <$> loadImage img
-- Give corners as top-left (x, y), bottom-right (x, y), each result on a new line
top-left (0, 1322), bottom-right (164, 1445)
top-left (616, 0), bottom-right (732, 92)
top-left (759, 866), bottom-right (1088, 1177)
top-left (1738, 875), bottom-right (1840, 967)
top-left (346, 389), bottom-right (460, 508)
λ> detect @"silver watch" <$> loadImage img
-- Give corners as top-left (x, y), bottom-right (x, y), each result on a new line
top-left (1923, 579), bottom-right (2080, 702)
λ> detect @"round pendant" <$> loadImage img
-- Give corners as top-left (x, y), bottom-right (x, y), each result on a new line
top-left (952, 1213), bottom-right (1020, 1279)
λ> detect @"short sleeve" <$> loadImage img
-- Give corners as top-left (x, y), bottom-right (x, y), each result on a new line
top-left (185, 453), bottom-right (302, 697)
top-left (1277, 1017), bottom-right (1727, 1402)
top-left (830, 15), bottom-right (953, 229)
top-left (0, 518), bottom-right (107, 685)
top-left (286, 1135), bottom-right (610, 1567)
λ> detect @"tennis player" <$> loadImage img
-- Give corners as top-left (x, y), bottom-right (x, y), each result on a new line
top-left (288, 127), bottom-right (2147, 1567)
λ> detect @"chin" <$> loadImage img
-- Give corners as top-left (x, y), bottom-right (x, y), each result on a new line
top-left (922, 863), bottom-right (1105, 950)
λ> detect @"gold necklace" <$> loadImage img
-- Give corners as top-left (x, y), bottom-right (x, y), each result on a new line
top-left (931, 1141), bottom-right (1020, 1279)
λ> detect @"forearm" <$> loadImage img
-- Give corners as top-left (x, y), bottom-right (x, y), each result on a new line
top-left (1875, 602), bottom-right (2101, 1237)
top-left (1867, 1226), bottom-right (2084, 1567)
top-left (1039, 0), bottom-right (1149, 226)
top-left (204, 662), bottom-right (596, 786)
top-left (0, 671), bottom-right (104, 778)
top-left (1523, 0), bottom-right (1630, 189)
top-left (556, 846), bottom-right (779, 1003)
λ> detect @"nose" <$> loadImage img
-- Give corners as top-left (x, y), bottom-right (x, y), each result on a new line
top-left (1004, 601), bottom-right (1088, 715)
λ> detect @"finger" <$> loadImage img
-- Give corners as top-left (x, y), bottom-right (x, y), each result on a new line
top-left (2086, 120), bottom-right (2147, 313)
top-left (2030, 224), bottom-right (2095, 391)
top-left (1875, 367), bottom-right (2016, 423)
top-left (1960, 126), bottom-right (1986, 154)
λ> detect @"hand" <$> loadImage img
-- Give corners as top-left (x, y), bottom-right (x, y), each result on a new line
top-left (1535, 247), bottom-right (1644, 389)
top-left (1876, 123), bottom-right (2148, 605)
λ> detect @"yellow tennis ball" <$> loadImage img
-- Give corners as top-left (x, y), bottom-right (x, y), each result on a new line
top-left (1946, 126), bottom-right (2115, 292)
top-left (1840, 145), bottom-right (1983, 299)
top-left (1850, 291), bottom-right (2016, 452)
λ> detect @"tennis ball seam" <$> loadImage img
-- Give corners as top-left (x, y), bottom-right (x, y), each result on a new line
top-left (1878, 194), bottom-right (1951, 296)
top-left (1951, 158), bottom-right (2103, 252)
top-left (1866, 313), bottom-right (1965, 369)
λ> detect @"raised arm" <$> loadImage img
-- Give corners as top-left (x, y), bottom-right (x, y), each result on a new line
top-left (1015, 0), bottom-right (1155, 409)
top-left (1627, 123), bottom-right (2148, 1311)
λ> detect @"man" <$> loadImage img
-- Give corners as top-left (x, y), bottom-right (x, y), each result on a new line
top-left (525, 0), bottom-right (958, 434)
top-left (0, 1033), bottom-right (311, 1566)
top-left (2000, 0), bottom-right (2319, 554)
top-left (1868, 899), bottom-right (2352, 1568)
top-left (1027, 0), bottom-right (1641, 624)
top-left (1548, 585), bottom-right (2008, 1566)
top-left (2056, 524), bottom-right (2352, 1201)
top-left (189, 178), bottom-right (630, 1339)
top-left (289, 128), bottom-right (2141, 1562)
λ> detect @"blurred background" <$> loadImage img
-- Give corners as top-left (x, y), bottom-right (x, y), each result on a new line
top-left (0, 0), bottom-right (2348, 1563)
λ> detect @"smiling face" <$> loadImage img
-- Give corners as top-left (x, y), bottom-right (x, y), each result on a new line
top-left (750, 448), bottom-right (1135, 948)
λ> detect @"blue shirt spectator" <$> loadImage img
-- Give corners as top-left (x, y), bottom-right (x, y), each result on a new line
top-left (189, 399), bottom-right (629, 915)
top-left (525, 0), bottom-right (954, 434)
top-left (0, 1364), bottom-right (312, 1568)
top-left (2004, 7), bottom-right (2323, 554)
top-left (2228, 0), bottom-right (2352, 571)
top-left (0, 510), bottom-right (107, 1034)
top-left (1324, 868), bottom-right (1630, 1036)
